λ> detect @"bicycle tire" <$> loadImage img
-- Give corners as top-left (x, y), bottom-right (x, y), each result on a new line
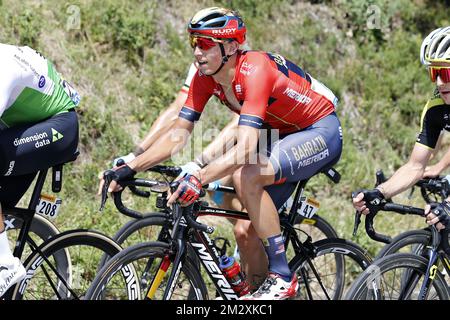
top-left (376, 229), bottom-right (431, 259)
top-left (113, 213), bottom-right (171, 246)
top-left (85, 241), bottom-right (208, 300)
top-left (289, 238), bottom-right (372, 300)
top-left (4, 213), bottom-right (60, 245)
top-left (294, 214), bottom-right (339, 242)
top-left (344, 253), bottom-right (449, 300)
top-left (11, 229), bottom-right (124, 300)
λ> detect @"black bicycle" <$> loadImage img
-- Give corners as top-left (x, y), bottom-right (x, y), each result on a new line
top-left (85, 167), bottom-right (372, 300)
top-left (361, 170), bottom-right (450, 261)
top-left (109, 164), bottom-right (340, 251)
top-left (345, 200), bottom-right (450, 300)
top-left (2, 152), bottom-right (127, 300)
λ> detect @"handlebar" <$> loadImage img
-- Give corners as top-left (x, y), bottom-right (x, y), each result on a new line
top-left (352, 191), bottom-right (450, 254)
top-left (354, 170), bottom-right (450, 244)
top-left (99, 166), bottom-right (215, 233)
top-left (364, 202), bottom-right (424, 244)
top-left (148, 165), bottom-right (182, 178)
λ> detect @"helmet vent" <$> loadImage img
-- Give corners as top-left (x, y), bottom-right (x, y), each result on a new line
top-left (206, 20), bottom-right (227, 28)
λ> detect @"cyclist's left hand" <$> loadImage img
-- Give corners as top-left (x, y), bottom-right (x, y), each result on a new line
top-left (97, 164), bottom-right (136, 195)
top-left (424, 203), bottom-right (449, 230)
top-left (167, 174), bottom-right (202, 207)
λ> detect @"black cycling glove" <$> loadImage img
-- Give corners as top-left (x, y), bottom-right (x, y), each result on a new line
top-left (430, 201), bottom-right (450, 228)
top-left (113, 164), bottom-right (136, 183)
top-left (355, 188), bottom-right (386, 211)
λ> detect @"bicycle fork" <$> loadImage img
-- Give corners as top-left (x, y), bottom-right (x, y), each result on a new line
top-left (145, 238), bottom-right (186, 300)
top-left (145, 255), bottom-right (171, 300)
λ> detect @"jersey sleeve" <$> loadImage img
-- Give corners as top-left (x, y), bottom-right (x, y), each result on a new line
top-left (179, 71), bottom-right (213, 123)
top-left (416, 101), bottom-right (444, 149)
top-left (181, 63), bottom-right (198, 94)
top-left (0, 63), bottom-right (20, 118)
top-left (238, 56), bottom-right (274, 129)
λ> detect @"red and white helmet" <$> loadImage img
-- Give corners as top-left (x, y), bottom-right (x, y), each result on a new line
top-left (188, 7), bottom-right (246, 44)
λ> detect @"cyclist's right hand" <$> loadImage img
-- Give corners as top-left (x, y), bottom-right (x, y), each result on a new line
top-left (112, 152), bottom-right (136, 167)
top-left (425, 202), bottom-right (450, 230)
top-left (352, 188), bottom-right (385, 215)
top-left (175, 161), bottom-right (202, 181)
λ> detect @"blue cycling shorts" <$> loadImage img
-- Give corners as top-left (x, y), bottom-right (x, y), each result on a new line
top-left (264, 112), bottom-right (342, 208)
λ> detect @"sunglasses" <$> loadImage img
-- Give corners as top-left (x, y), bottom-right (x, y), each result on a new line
top-left (428, 66), bottom-right (450, 83)
top-left (189, 35), bottom-right (226, 50)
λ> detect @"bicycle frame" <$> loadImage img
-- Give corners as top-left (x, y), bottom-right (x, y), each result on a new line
top-left (415, 227), bottom-right (449, 300)
top-left (355, 198), bottom-right (450, 300)
top-left (2, 164), bottom-right (79, 299)
top-left (100, 164), bottom-right (342, 300)
top-left (144, 178), bottom-right (333, 300)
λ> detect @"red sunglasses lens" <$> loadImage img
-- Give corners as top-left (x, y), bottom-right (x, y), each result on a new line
top-left (191, 37), bottom-right (217, 50)
top-left (439, 68), bottom-right (450, 83)
top-left (430, 68), bottom-right (450, 83)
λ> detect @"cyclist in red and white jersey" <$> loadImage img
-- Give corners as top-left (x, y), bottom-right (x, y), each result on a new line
top-left (106, 7), bottom-right (342, 300)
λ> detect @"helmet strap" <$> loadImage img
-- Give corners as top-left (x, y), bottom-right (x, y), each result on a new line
top-left (209, 43), bottom-right (232, 76)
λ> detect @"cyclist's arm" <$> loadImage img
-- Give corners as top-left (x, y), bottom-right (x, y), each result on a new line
top-left (135, 90), bottom-right (188, 155)
top-left (128, 117), bottom-right (195, 172)
top-left (198, 124), bottom-right (260, 184)
top-left (376, 143), bottom-right (433, 198)
top-left (428, 131), bottom-right (443, 161)
top-left (424, 142), bottom-right (450, 177)
top-left (194, 113), bottom-right (240, 166)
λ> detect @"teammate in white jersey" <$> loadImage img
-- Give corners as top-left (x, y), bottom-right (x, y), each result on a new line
top-left (0, 44), bottom-right (81, 297)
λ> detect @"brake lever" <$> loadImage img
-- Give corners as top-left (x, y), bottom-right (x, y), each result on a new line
top-left (407, 186), bottom-right (415, 200)
top-left (353, 210), bottom-right (362, 237)
top-left (351, 191), bottom-right (362, 236)
top-left (99, 170), bottom-right (115, 212)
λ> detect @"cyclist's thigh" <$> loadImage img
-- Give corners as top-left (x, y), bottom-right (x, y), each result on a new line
top-left (265, 182), bottom-right (297, 210)
top-left (0, 173), bottom-right (37, 207)
top-left (268, 112), bottom-right (342, 184)
top-left (0, 110), bottom-right (79, 176)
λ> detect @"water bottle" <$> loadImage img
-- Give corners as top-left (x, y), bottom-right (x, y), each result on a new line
top-left (219, 255), bottom-right (250, 296)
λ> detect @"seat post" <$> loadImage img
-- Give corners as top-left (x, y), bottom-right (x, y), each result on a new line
top-left (28, 169), bottom-right (49, 211)
top-left (12, 169), bottom-right (48, 259)
top-left (287, 179), bottom-right (309, 226)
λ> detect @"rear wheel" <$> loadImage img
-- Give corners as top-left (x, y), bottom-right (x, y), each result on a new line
top-left (294, 214), bottom-right (338, 242)
top-left (4, 213), bottom-right (61, 256)
top-left (289, 238), bottom-right (372, 300)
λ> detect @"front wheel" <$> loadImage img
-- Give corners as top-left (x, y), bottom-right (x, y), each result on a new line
top-left (85, 241), bottom-right (208, 300)
top-left (376, 229), bottom-right (431, 259)
top-left (11, 229), bottom-right (124, 300)
top-left (344, 253), bottom-right (449, 300)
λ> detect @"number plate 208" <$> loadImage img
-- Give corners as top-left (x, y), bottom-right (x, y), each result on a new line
top-left (36, 194), bottom-right (62, 219)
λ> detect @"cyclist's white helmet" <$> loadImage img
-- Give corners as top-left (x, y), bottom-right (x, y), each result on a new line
top-left (420, 27), bottom-right (450, 66)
